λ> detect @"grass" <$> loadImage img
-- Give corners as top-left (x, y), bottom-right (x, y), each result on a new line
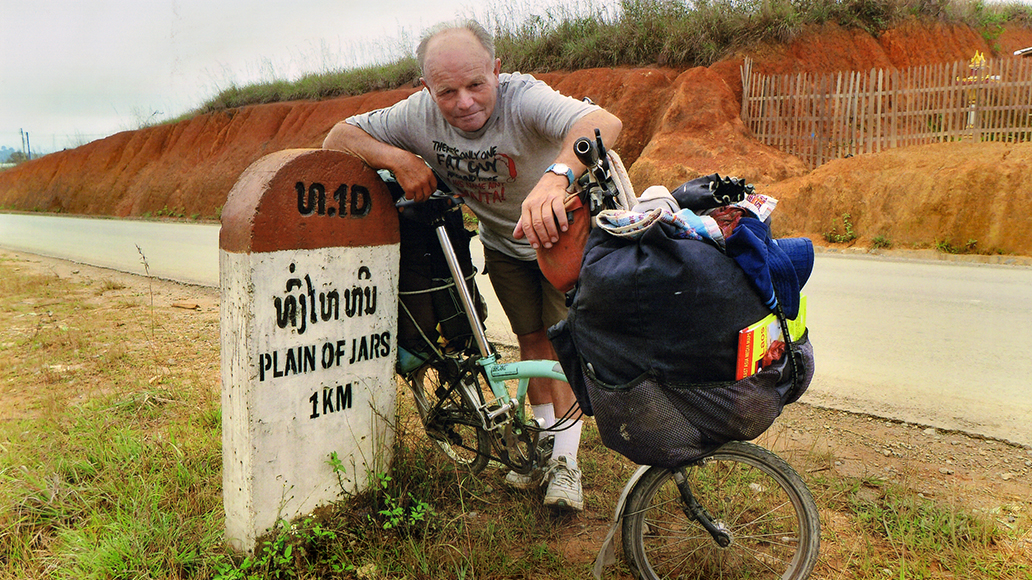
top-left (0, 257), bottom-right (224, 579)
top-left (936, 237), bottom-right (982, 254)
top-left (1, 256), bottom-right (1030, 578)
top-left (816, 476), bottom-right (1009, 577)
top-left (184, 0), bottom-right (1032, 118)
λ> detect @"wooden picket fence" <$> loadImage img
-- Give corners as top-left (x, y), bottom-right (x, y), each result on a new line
top-left (740, 56), bottom-right (1032, 169)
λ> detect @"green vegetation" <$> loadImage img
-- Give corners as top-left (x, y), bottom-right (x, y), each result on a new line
top-left (813, 473), bottom-right (1022, 579)
top-left (3, 151), bottom-right (31, 166)
top-left (188, 0), bottom-right (1032, 116)
top-left (0, 260), bottom-right (225, 579)
top-left (193, 58), bottom-right (421, 116)
top-left (1, 256), bottom-right (1029, 578)
top-left (936, 237), bottom-right (980, 253)
top-left (824, 212), bottom-right (859, 243)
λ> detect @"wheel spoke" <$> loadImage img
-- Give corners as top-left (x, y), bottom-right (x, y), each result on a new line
top-left (403, 362), bottom-right (491, 473)
top-left (622, 443), bottom-right (820, 580)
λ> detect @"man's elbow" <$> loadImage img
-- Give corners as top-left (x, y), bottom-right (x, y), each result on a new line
top-left (322, 121), bottom-right (353, 151)
top-left (585, 109), bottom-right (622, 144)
top-left (321, 124), bottom-right (339, 150)
top-left (602, 110), bottom-right (623, 140)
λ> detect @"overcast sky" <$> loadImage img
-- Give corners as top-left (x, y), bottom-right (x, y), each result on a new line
top-left (1, 0), bottom-right (575, 153)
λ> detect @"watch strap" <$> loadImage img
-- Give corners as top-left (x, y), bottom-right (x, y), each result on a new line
top-left (546, 163), bottom-right (576, 187)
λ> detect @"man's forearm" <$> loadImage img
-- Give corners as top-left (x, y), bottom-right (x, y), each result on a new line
top-left (514, 108), bottom-right (624, 248)
top-left (323, 121), bottom-right (399, 169)
top-left (322, 121), bottom-right (436, 200)
top-left (552, 109), bottom-right (623, 177)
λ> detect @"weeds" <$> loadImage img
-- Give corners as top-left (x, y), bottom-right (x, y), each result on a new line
top-left (213, 516), bottom-right (344, 580)
top-left (153, 205), bottom-right (187, 219)
top-left (873, 234), bottom-right (892, 249)
top-left (2, 256), bottom-right (1031, 578)
top-left (327, 451), bottom-right (349, 495)
top-left (135, 244), bottom-right (154, 328)
top-left (824, 212), bottom-right (859, 243)
top-left (365, 470), bottom-right (432, 532)
top-left (845, 481), bottom-right (1004, 577)
top-left (936, 237), bottom-right (979, 253)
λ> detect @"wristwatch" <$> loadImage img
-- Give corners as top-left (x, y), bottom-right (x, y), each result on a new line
top-left (545, 163), bottom-right (576, 188)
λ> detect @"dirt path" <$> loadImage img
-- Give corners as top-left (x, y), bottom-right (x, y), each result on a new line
top-left (5, 248), bottom-right (1030, 501)
top-left (3, 248), bottom-right (1030, 572)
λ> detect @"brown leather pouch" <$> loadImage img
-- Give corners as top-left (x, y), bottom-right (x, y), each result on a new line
top-left (537, 193), bottom-right (590, 293)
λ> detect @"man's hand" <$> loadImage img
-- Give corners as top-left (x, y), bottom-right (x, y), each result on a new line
top-left (323, 121), bottom-right (436, 202)
top-left (390, 153), bottom-right (437, 202)
top-left (513, 173), bottom-right (570, 249)
top-left (512, 110), bottom-right (622, 249)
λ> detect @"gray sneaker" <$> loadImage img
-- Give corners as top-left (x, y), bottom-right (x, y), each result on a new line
top-left (503, 435), bottom-right (554, 490)
top-left (543, 456), bottom-right (584, 512)
top-left (504, 466), bottom-right (544, 490)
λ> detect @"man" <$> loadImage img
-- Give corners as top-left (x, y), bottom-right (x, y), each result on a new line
top-left (322, 19), bottom-right (622, 512)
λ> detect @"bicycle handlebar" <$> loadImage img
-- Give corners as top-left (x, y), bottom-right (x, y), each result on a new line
top-left (574, 137), bottom-right (600, 167)
top-left (574, 130), bottom-right (619, 213)
top-left (394, 190), bottom-right (462, 210)
top-left (574, 129), bottom-right (611, 186)
top-left (394, 190), bottom-right (465, 226)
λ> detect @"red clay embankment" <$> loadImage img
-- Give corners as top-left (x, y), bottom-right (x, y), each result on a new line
top-left (2, 21), bottom-right (1031, 254)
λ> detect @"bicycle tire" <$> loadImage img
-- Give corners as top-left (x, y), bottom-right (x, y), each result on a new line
top-left (621, 441), bottom-right (820, 580)
top-left (404, 362), bottom-right (491, 474)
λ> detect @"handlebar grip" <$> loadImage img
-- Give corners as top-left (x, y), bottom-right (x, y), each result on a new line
top-left (394, 191), bottom-right (461, 209)
top-left (574, 137), bottom-right (599, 168)
top-left (394, 198), bottom-right (422, 210)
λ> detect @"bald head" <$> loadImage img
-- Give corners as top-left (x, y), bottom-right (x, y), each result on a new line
top-left (417, 20), bottom-right (494, 75)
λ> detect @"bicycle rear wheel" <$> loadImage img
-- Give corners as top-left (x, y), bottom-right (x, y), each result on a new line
top-left (622, 441), bottom-right (820, 580)
top-left (404, 362), bottom-right (491, 474)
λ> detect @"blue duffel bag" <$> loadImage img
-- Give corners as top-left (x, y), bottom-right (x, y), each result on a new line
top-left (548, 200), bottom-right (815, 468)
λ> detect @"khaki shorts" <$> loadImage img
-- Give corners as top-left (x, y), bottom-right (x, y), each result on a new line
top-left (483, 247), bottom-right (567, 336)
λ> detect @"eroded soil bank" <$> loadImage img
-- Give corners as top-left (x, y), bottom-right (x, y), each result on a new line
top-left (2, 21), bottom-right (1031, 254)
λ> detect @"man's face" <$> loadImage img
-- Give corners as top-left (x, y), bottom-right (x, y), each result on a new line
top-left (421, 30), bottom-right (501, 132)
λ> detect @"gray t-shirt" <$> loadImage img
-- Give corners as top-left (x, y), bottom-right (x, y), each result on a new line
top-left (346, 72), bottom-right (599, 260)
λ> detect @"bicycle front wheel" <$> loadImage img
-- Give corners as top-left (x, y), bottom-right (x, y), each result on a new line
top-left (405, 363), bottom-right (491, 474)
top-left (622, 441), bottom-right (820, 580)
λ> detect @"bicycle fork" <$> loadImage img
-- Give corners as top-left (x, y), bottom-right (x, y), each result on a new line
top-left (672, 468), bottom-right (733, 548)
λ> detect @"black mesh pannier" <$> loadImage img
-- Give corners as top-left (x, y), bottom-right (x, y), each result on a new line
top-left (548, 217), bottom-right (814, 468)
top-left (382, 177), bottom-right (486, 367)
top-left (558, 329), bottom-right (813, 468)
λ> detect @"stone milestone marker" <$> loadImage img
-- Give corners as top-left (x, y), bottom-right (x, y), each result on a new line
top-left (219, 148), bottom-right (400, 552)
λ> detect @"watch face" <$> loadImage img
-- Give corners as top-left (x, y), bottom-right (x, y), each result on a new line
top-left (549, 163), bottom-right (573, 184)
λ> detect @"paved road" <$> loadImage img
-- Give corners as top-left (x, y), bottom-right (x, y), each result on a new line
top-left (803, 255), bottom-right (1031, 447)
top-left (2, 213), bottom-right (1029, 446)
top-left (0, 213), bottom-right (220, 287)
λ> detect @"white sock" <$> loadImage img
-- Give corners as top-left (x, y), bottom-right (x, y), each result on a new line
top-left (532, 403), bottom-right (556, 440)
top-left (552, 420), bottom-right (583, 466)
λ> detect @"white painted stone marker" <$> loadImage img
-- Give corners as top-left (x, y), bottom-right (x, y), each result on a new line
top-left (219, 149), bottom-right (400, 552)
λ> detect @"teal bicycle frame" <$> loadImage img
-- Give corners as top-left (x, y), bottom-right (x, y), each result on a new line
top-left (432, 208), bottom-right (567, 435)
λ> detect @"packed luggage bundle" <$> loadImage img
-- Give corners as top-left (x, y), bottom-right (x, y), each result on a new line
top-left (380, 173), bottom-right (486, 373)
top-left (548, 175), bottom-right (815, 468)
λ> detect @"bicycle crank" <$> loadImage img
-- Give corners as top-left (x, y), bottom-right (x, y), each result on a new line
top-left (491, 420), bottom-right (536, 474)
